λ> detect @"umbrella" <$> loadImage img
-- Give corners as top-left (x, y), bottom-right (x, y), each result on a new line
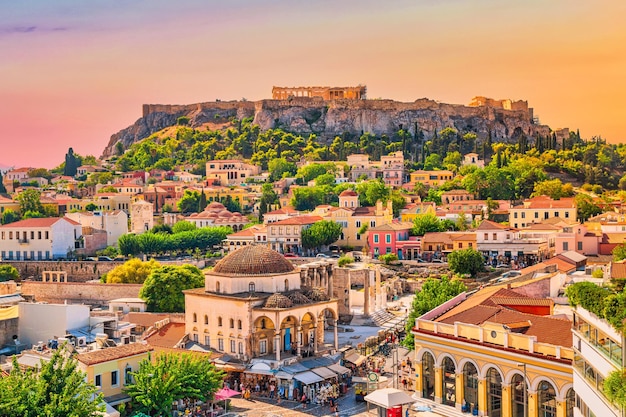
top-left (364, 388), bottom-right (415, 408)
top-left (214, 386), bottom-right (241, 413)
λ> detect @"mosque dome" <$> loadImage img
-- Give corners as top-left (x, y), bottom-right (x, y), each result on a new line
top-left (212, 245), bottom-right (296, 276)
top-left (264, 293), bottom-right (294, 308)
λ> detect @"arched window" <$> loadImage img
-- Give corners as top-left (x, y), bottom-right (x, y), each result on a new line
top-left (204, 315), bottom-right (209, 325)
top-left (218, 317), bottom-right (223, 327)
top-left (261, 318), bottom-right (266, 329)
top-left (539, 381), bottom-right (557, 417)
top-left (463, 363), bottom-right (478, 411)
top-left (566, 388), bottom-right (575, 417)
top-left (441, 357), bottom-right (456, 406)
top-left (486, 368), bottom-right (502, 417)
top-left (216, 281), bottom-right (221, 293)
top-left (249, 282), bottom-right (255, 292)
top-left (237, 320), bottom-right (242, 330)
top-left (192, 313), bottom-right (197, 323)
top-left (422, 352), bottom-right (435, 401)
top-left (230, 319), bottom-right (234, 329)
top-left (284, 279), bottom-right (289, 291)
top-left (511, 374), bottom-right (527, 417)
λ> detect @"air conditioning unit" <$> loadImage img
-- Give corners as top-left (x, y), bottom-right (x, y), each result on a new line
top-left (76, 337), bottom-right (87, 347)
top-left (121, 336), bottom-right (130, 345)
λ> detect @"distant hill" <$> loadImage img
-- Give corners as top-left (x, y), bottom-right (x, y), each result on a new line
top-left (101, 96), bottom-right (565, 158)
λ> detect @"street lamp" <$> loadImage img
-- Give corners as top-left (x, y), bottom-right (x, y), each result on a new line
top-left (516, 363), bottom-right (528, 417)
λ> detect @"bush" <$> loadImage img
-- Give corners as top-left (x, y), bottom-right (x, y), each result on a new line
top-left (379, 253), bottom-right (398, 265)
top-left (338, 256), bottom-right (354, 267)
top-left (0, 265), bottom-right (19, 282)
top-left (591, 268), bottom-right (604, 279)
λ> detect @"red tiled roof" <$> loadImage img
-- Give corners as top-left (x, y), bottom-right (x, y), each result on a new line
top-left (76, 343), bottom-right (153, 366)
top-left (122, 312), bottom-right (171, 328)
top-left (0, 217), bottom-right (78, 228)
top-left (145, 323), bottom-right (187, 348)
top-left (611, 262), bottom-right (626, 279)
top-left (271, 215), bottom-right (322, 225)
top-left (476, 220), bottom-right (510, 231)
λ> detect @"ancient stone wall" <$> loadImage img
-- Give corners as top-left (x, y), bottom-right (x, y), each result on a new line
top-left (6, 261), bottom-right (122, 282)
top-left (20, 281), bottom-right (142, 305)
top-left (0, 317), bottom-right (18, 348)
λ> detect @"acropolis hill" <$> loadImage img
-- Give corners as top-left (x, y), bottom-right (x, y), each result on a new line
top-left (102, 86), bottom-right (567, 157)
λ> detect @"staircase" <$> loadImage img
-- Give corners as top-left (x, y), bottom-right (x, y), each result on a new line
top-left (411, 396), bottom-right (472, 417)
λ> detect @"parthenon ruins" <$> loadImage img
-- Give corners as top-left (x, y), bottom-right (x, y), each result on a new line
top-left (272, 85), bottom-right (367, 100)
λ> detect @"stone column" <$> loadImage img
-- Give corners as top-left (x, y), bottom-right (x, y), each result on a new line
top-left (528, 390), bottom-right (538, 417)
top-left (415, 361), bottom-right (424, 398)
top-left (275, 331), bottom-right (281, 362)
top-left (297, 326), bottom-right (303, 356)
top-left (333, 318), bottom-right (338, 350)
top-left (501, 383), bottom-right (512, 417)
top-left (434, 366), bottom-right (443, 404)
top-left (375, 267), bottom-right (382, 311)
top-left (363, 270), bottom-right (370, 316)
top-left (556, 399), bottom-right (567, 417)
top-left (312, 325), bottom-right (319, 354)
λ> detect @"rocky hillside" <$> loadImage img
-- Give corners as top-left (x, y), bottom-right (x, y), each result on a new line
top-left (101, 96), bottom-right (559, 158)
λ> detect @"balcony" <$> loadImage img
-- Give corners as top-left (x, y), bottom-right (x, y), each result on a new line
top-left (18, 238), bottom-right (29, 245)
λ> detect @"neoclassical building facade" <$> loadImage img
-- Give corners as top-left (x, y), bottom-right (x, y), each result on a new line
top-left (184, 245), bottom-right (339, 361)
top-left (412, 285), bottom-right (575, 417)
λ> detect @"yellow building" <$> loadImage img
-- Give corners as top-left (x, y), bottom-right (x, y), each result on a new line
top-left (509, 196), bottom-right (577, 229)
top-left (76, 343), bottom-right (154, 407)
top-left (400, 202), bottom-right (437, 223)
top-left (409, 170), bottom-right (454, 187)
top-left (412, 284), bottom-right (574, 417)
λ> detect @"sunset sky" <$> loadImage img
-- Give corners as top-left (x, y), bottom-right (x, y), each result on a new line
top-left (1, 0), bottom-right (625, 168)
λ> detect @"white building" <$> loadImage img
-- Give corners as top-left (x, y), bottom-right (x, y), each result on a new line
top-left (65, 210), bottom-right (128, 247)
top-left (0, 217), bottom-right (82, 260)
top-left (130, 200), bottom-right (154, 234)
top-left (572, 305), bottom-right (625, 417)
top-left (18, 302), bottom-right (90, 347)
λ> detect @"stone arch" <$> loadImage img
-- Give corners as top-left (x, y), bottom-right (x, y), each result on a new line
top-left (280, 315), bottom-right (299, 329)
top-left (480, 364), bottom-right (504, 381)
top-left (462, 361), bottom-right (479, 411)
top-left (318, 307), bottom-right (338, 321)
top-left (565, 387), bottom-right (575, 417)
top-left (559, 383), bottom-right (574, 402)
top-left (436, 353), bottom-right (458, 369)
top-left (458, 357), bottom-right (480, 375)
top-left (485, 367), bottom-right (503, 417)
top-left (254, 315), bottom-right (275, 331)
top-left (279, 315), bottom-right (299, 353)
top-left (416, 347), bottom-right (437, 363)
top-left (510, 373), bottom-right (528, 417)
top-left (421, 351), bottom-right (436, 401)
top-left (441, 356), bottom-right (457, 406)
top-left (504, 369), bottom-right (526, 385)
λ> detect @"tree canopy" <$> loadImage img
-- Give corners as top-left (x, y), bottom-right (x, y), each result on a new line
top-left (104, 259), bottom-right (160, 284)
top-left (0, 345), bottom-right (104, 417)
top-left (411, 212), bottom-right (444, 236)
top-left (16, 189), bottom-right (43, 216)
top-left (402, 276), bottom-right (467, 349)
top-left (140, 265), bottom-right (205, 312)
top-left (125, 353), bottom-right (224, 417)
top-left (447, 248), bottom-right (485, 277)
top-left (301, 220), bottom-right (343, 250)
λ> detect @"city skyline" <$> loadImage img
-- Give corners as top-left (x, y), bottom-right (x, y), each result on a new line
top-left (1, 0), bottom-right (625, 168)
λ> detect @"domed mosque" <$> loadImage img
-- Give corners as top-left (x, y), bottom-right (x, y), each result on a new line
top-left (184, 245), bottom-right (338, 363)
top-left (185, 201), bottom-right (249, 231)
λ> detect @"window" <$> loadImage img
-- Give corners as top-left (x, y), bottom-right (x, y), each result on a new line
top-left (386, 234), bottom-right (391, 243)
top-left (218, 317), bottom-right (223, 327)
top-left (565, 211), bottom-right (570, 218)
top-left (238, 342), bottom-right (244, 354)
top-left (577, 242), bottom-right (583, 251)
top-left (218, 338), bottom-right (224, 351)
top-left (30, 231), bottom-right (34, 239)
top-left (249, 282), bottom-right (255, 292)
top-left (215, 281), bottom-right (221, 293)
top-left (204, 315), bottom-right (208, 325)
top-left (563, 242), bottom-right (569, 251)
top-left (237, 320), bottom-right (242, 330)
top-left (259, 340), bottom-right (267, 354)
top-left (514, 212), bottom-right (518, 219)
top-left (230, 319), bottom-right (234, 328)
top-left (521, 212), bottom-right (525, 219)
top-left (458, 243), bottom-right (463, 249)
top-left (284, 279), bottom-right (289, 291)
top-left (125, 366), bottom-right (133, 385)
top-left (193, 313), bottom-right (197, 323)
top-left (544, 212), bottom-right (549, 220)
top-left (356, 221), bottom-right (361, 228)
top-left (374, 235), bottom-right (379, 243)
top-left (230, 340), bottom-right (236, 353)
top-left (45, 231), bottom-right (49, 239)
top-left (193, 333), bottom-right (198, 342)
top-left (492, 233), bottom-right (497, 240)
top-left (204, 335), bottom-right (210, 346)
top-left (356, 233), bottom-right (361, 240)
top-left (370, 221), bottom-right (376, 227)
top-left (484, 233), bottom-right (488, 240)
top-left (111, 370), bottom-right (119, 387)
top-left (0, 232), bottom-right (3, 240)
top-left (555, 211), bottom-right (559, 217)
top-left (534, 212), bottom-right (539, 219)
top-left (95, 374), bottom-right (102, 388)
top-left (8, 232), bottom-right (12, 239)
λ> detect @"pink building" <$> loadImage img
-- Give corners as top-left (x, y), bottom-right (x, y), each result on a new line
top-left (367, 221), bottom-right (413, 259)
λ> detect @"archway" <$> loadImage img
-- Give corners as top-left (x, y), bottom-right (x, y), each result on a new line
top-left (300, 312), bottom-right (316, 355)
top-left (511, 373), bottom-right (527, 417)
top-left (538, 380), bottom-right (557, 417)
top-left (279, 315), bottom-right (299, 355)
top-left (318, 307), bottom-right (338, 350)
top-left (486, 367), bottom-right (502, 417)
top-left (441, 357), bottom-right (456, 406)
top-left (565, 388), bottom-right (575, 417)
top-left (253, 316), bottom-right (275, 357)
top-left (463, 362), bottom-right (478, 411)
top-left (421, 352), bottom-right (435, 400)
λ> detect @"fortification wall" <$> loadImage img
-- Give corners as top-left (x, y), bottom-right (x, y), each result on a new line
top-left (142, 101), bottom-right (255, 117)
top-left (6, 261), bottom-right (122, 282)
top-left (20, 281), bottom-right (142, 305)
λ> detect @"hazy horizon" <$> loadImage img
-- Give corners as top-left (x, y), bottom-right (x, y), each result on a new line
top-left (2, 0), bottom-right (625, 168)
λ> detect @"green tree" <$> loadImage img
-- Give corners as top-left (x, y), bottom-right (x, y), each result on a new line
top-left (117, 234), bottom-right (141, 257)
top-left (531, 178), bottom-right (574, 199)
top-left (268, 157), bottom-right (297, 181)
top-left (291, 187), bottom-right (325, 211)
top-left (338, 256), bottom-right (354, 267)
top-left (423, 154), bottom-right (442, 170)
top-left (0, 171), bottom-right (6, 194)
top-left (105, 259), bottom-right (160, 284)
top-left (604, 370), bottom-right (626, 409)
top-left (301, 220), bottom-right (343, 250)
top-left (411, 212), bottom-right (444, 236)
top-left (379, 253), bottom-right (398, 265)
top-left (402, 277), bottom-right (467, 349)
top-left (85, 203), bottom-right (98, 212)
top-left (140, 265), bottom-right (205, 312)
top-left (1, 209), bottom-right (20, 225)
top-left (27, 168), bottom-right (52, 180)
top-left (177, 190), bottom-right (201, 213)
top-left (125, 353), bottom-right (224, 417)
top-left (0, 345), bottom-right (104, 417)
top-left (0, 265), bottom-right (19, 282)
top-left (356, 179), bottom-right (390, 207)
top-left (575, 194), bottom-right (602, 222)
top-left (447, 248), bottom-right (485, 276)
top-left (173, 221), bottom-right (197, 234)
top-left (613, 244), bottom-right (626, 262)
top-left (16, 189), bottom-right (43, 215)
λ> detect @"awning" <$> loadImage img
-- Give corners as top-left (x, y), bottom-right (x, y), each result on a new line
top-left (244, 362), bottom-right (276, 376)
top-left (311, 366), bottom-right (338, 380)
top-left (294, 371), bottom-right (324, 385)
top-left (344, 351), bottom-right (366, 366)
top-left (327, 363), bottom-right (351, 375)
top-left (274, 371), bottom-right (294, 380)
top-left (364, 388), bottom-right (415, 408)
